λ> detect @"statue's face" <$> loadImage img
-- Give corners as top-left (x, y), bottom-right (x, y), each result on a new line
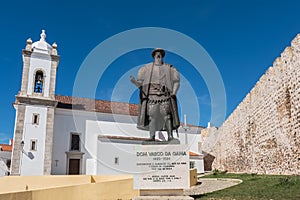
top-left (154, 52), bottom-right (163, 64)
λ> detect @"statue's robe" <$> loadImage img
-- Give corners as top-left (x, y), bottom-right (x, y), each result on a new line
top-left (136, 62), bottom-right (180, 131)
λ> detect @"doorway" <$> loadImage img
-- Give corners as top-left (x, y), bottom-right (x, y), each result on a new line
top-left (68, 159), bottom-right (80, 175)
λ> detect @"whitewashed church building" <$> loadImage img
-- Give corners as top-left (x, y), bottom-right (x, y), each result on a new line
top-left (10, 31), bottom-right (204, 176)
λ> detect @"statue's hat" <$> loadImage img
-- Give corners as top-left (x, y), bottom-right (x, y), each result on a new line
top-left (151, 48), bottom-right (165, 58)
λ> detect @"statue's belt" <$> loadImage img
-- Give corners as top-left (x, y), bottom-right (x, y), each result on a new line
top-left (148, 84), bottom-right (168, 94)
top-left (147, 96), bottom-right (170, 104)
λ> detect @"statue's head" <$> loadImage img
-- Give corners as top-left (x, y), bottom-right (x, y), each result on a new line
top-left (151, 48), bottom-right (165, 58)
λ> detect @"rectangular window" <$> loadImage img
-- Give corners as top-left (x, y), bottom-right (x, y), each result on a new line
top-left (70, 133), bottom-right (80, 151)
top-left (30, 139), bottom-right (37, 151)
top-left (114, 157), bottom-right (119, 165)
top-left (190, 161), bottom-right (195, 169)
top-left (32, 114), bottom-right (39, 125)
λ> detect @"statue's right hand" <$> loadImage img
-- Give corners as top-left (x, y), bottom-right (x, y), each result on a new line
top-left (130, 75), bottom-right (136, 83)
top-left (130, 75), bottom-right (142, 87)
top-left (130, 76), bottom-right (140, 87)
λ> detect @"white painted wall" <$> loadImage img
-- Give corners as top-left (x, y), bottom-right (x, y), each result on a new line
top-left (177, 126), bottom-right (203, 153)
top-left (52, 109), bottom-right (82, 175)
top-left (0, 159), bottom-right (8, 177)
top-left (27, 53), bottom-right (51, 97)
top-left (0, 151), bottom-right (11, 174)
top-left (52, 108), bottom-right (204, 175)
top-left (20, 105), bottom-right (48, 176)
top-left (177, 126), bottom-right (204, 173)
top-left (52, 108), bottom-right (140, 175)
top-left (86, 119), bottom-right (149, 152)
top-left (190, 157), bottom-right (205, 173)
top-left (97, 141), bottom-right (138, 175)
top-left (0, 151), bottom-right (11, 163)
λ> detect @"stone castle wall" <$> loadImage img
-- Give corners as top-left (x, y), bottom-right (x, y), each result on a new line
top-left (211, 34), bottom-right (300, 175)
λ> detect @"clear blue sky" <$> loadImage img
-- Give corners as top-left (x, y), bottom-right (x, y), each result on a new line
top-left (1, 0), bottom-right (300, 144)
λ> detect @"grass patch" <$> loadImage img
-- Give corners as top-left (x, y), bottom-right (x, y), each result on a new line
top-left (195, 172), bottom-right (300, 200)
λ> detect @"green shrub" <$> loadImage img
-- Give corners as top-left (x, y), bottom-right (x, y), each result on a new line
top-left (212, 169), bottom-right (219, 175)
top-left (278, 175), bottom-right (300, 187)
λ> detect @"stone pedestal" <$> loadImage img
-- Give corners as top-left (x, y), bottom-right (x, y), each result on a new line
top-left (134, 144), bottom-right (190, 197)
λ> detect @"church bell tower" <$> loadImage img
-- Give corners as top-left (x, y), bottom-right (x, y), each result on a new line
top-left (11, 30), bottom-right (60, 175)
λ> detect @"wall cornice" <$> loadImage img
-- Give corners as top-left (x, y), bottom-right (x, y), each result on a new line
top-left (16, 96), bottom-right (58, 107)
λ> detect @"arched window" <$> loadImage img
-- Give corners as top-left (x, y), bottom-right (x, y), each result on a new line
top-left (34, 71), bottom-right (43, 93)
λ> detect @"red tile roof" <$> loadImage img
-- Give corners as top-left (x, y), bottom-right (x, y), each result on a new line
top-left (0, 144), bottom-right (12, 152)
top-left (55, 95), bottom-right (139, 116)
top-left (189, 151), bottom-right (201, 156)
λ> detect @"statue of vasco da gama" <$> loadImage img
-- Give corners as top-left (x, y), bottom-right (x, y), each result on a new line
top-left (130, 48), bottom-right (180, 142)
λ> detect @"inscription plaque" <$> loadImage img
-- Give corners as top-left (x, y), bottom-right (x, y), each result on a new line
top-left (134, 144), bottom-right (190, 189)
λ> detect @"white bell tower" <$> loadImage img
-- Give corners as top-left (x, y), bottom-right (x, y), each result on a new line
top-left (11, 30), bottom-right (60, 175)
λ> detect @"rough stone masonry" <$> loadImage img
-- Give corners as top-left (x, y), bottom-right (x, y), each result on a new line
top-left (206, 34), bottom-right (300, 175)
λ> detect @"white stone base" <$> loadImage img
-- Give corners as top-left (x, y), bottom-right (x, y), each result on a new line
top-left (140, 189), bottom-right (183, 196)
top-left (134, 144), bottom-right (190, 191)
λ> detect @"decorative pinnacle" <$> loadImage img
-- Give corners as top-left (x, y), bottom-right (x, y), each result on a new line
top-left (25, 38), bottom-right (32, 51)
top-left (26, 38), bottom-right (32, 44)
top-left (40, 30), bottom-right (46, 41)
top-left (52, 42), bottom-right (57, 48)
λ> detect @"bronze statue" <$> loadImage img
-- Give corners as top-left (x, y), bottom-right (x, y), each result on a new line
top-left (130, 48), bottom-right (180, 142)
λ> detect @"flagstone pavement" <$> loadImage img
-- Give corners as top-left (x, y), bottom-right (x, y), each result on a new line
top-left (184, 176), bottom-right (243, 196)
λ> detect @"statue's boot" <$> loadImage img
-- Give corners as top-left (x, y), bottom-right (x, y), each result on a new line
top-left (165, 117), bottom-right (174, 141)
top-left (147, 123), bottom-right (156, 141)
top-left (167, 131), bottom-right (173, 141)
top-left (146, 135), bottom-right (155, 141)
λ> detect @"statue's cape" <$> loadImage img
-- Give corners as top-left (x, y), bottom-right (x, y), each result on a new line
top-left (136, 63), bottom-right (180, 131)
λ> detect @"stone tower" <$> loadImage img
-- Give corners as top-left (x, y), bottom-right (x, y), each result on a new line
top-left (11, 30), bottom-right (60, 175)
